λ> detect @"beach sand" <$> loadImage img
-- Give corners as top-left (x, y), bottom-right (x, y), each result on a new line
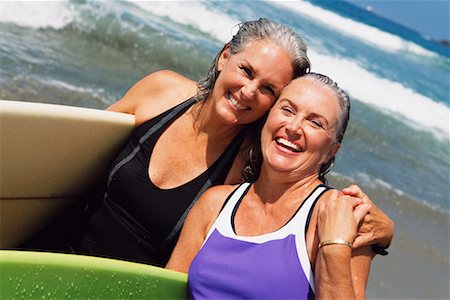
top-left (329, 176), bottom-right (450, 299)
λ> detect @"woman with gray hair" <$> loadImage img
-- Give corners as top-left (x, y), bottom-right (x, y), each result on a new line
top-left (74, 18), bottom-right (313, 266)
top-left (35, 18), bottom-right (391, 267)
top-left (167, 74), bottom-right (373, 299)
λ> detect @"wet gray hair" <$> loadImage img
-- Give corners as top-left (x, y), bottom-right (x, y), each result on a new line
top-left (242, 72), bottom-right (351, 184)
top-left (302, 73), bottom-right (351, 183)
top-left (194, 18), bottom-right (310, 102)
top-left (302, 72), bottom-right (351, 144)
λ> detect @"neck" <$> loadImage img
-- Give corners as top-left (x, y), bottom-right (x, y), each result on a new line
top-left (253, 165), bottom-right (322, 205)
top-left (190, 99), bottom-right (244, 143)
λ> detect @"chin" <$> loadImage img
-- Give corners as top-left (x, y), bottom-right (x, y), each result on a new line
top-left (265, 157), bottom-right (297, 173)
top-left (223, 110), bottom-right (242, 124)
top-left (214, 103), bottom-right (238, 124)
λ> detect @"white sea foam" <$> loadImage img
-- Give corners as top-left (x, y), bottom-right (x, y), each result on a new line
top-left (128, 0), bottom-right (240, 43)
top-left (44, 78), bottom-right (102, 95)
top-left (309, 50), bottom-right (450, 140)
top-left (1, 0), bottom-right (75, 29)
top-left (331, 171), bottom-right (450, 216)
top-left (3, 0), bottom-right (446, 140)
top-left (130, 0), bottom-right (448, 140)
top-left (345, 171), bottom-right (448, 214)
top-left (271, 0), bottom-right (437, 57)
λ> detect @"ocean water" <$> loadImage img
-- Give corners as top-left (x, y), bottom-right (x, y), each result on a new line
top-left (1, 0), bottom-right (449, 299)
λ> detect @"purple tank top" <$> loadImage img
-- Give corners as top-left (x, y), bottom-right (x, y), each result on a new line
top-left (188, 183), bottom-right (328, 299)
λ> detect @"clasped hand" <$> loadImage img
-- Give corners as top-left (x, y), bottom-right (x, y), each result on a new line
top-left (317, 190), bottom-right (371, 247)
top-left (317, 186), bottom-right (394, 249)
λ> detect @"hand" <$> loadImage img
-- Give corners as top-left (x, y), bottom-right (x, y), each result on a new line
top-left (317, 190), bottom-right (371, 245)
top-left (342, 185), bottom-right (394, 249)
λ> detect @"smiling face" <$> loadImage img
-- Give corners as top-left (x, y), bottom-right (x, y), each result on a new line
top-left (210, 39), bottom-right (294, 126)
top-left (260, 77), bottom-right (341, 178)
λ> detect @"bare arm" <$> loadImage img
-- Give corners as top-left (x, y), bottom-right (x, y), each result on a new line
top-left (107, 70), bottom-right (198, 126)
top-left (166, 186), bottom-right (233, 273)
top-left (313, 191), bottom-right (372, 299)
top-left (165, 198), bottom-right (209, 273)
top-left (315, 246), bottom-right (372, 299)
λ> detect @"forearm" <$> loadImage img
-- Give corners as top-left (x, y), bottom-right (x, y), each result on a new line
top-left (342, 185), bottom-right (394, 249)
top-left (315, 245), bottom-right (355, 300)
top-left (378, 215), bottom-right (394, 248)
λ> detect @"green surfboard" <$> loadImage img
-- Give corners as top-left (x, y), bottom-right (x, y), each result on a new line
top-left (0, 250), bottom-right (187, 299)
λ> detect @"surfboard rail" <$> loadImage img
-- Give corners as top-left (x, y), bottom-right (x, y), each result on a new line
top-left (0, 250), bottom-right (188, 299)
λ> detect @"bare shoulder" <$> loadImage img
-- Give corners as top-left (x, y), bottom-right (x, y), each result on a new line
top-left (309, 187), bottom-right (344, 221)
top-left (195, 185), bottom-right (239, 217)
top-left (305, 187), bottom-right (341, 249)
top-left (131, 70), bottom-right (198, 124)
top-left (108, 70), bottom-right (198, 125)
top-left (318, 188), bottom-right (342, 204)
top-left (181, 184), bottom-right (239, 239)
top-left (147, 70), bottom-right (198, 92)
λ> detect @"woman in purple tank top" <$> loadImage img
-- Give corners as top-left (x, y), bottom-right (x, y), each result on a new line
top-left (21, 18), bottom-right (391, 268)
top-left (167, 74), bottom-right (380, 299)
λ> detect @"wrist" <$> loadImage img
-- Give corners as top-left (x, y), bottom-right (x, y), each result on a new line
top-left (318, 239), bottom-right (352, 257)
top-left (318, 239), bottom-right (352, 249)
top-left (319, 244), bottom-right (352, 261)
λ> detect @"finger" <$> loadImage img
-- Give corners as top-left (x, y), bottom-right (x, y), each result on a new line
top-left (353, 203), bottom-right (371, 224)
top-left (316, 201), bottom-right (325, 215)
top-left (343, 195), bottom-right (364, 208)
top-left (316, 201), bottom-right (326, 223)
top-left (352, 235), bottom-right (371, 249)
top-left (341, 184), bottom-right (360, 196)
top-left (343, 185), bottom-right (373, 205)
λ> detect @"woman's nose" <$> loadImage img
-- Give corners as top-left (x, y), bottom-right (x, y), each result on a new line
top-left (241, 80), bottom-right (258, 99)
top-left (286, 117), bottom-right (304, 136)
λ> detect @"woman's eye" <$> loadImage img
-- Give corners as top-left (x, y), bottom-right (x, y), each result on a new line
top-left (311, 120), bottom-right (324, 128)
top-left (261, 86), bottom-right (275, 97)
top-left (240, 66), bottom-right (252, 77)
top-left (281, 106), bottom-right (294, 114)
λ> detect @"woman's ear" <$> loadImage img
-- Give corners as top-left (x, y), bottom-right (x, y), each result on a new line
top-left (218, 46), bottom-right (231, 72)
top-left (326, 143), bottom-right (340, 163)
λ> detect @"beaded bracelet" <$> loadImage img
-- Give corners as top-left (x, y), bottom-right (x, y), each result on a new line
top-left (318, 239), bottom-right (352, 249)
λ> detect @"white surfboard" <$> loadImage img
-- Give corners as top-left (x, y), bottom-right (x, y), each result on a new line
top-left (0, 100), bottom-right (135, 248)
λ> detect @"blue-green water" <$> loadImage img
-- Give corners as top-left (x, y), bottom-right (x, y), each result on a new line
top-left (1, 1), bottom-right (449, 298)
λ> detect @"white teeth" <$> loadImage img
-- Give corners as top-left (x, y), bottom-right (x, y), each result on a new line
top-left (228, 95), bottom-right (249, 110)
top-left (276, 138), bottom-right (302, 152)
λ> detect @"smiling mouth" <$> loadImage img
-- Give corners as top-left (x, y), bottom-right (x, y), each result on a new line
top-left (275, 137), bottom-right (302, 153)
top-left (228, 93), bottom-right (249, 110)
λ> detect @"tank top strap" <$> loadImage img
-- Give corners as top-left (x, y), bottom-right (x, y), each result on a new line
top-left (106, 97), bottom-right (196, 189)
top-left (204, 182), bottom-right (252, 242)
top-left (161, 129), bottom-right (248, 247)
top-left (287, 184), bottom-right (330, 234)
top-left (288, 184), bottom-right (330, 293)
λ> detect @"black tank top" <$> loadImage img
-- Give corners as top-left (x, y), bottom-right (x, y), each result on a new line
top-left (75, 98), bottom-right (246, 266)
